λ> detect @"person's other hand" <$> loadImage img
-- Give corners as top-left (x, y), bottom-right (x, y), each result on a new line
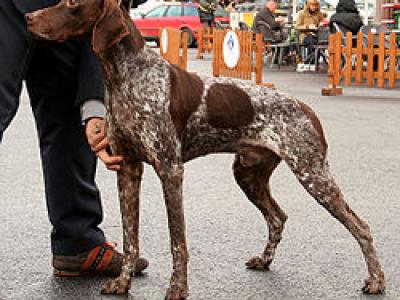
top-left (86, 118), bottom-right (123, 171)
top-left (308, 24), bottom-right (317, 30)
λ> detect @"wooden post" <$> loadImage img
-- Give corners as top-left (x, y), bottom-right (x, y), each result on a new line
top-left (355, 32), bottom-right (363, 86)
top-left (180, 31), bottom-right (188, 70)
top-left (196, 28), bottom-right (204, 59)
top-left (344, 32), bottom-right (352, 86)
top-left (388, 32), bottom-right (397, 89)
top-left (322, 32), bottom-right (343, 96)
top-left (159, 28), bottom-right (188, 70)
top-left (377, 32), bottom-right (386, 88)
top-left (366, 32), bottom-right (374, 87)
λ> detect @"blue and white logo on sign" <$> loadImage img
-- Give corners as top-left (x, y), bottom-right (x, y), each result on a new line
top-left (223, 31), bottom-right (240, 69)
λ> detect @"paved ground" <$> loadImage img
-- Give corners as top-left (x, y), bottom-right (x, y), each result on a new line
top-left (0, 48), bottom-right (399, 300)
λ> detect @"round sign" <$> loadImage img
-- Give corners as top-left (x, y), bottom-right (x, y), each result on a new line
top-left (161, 28), bottom-right (168, 54)
top-left (223, 31), bottom-right (240, 69)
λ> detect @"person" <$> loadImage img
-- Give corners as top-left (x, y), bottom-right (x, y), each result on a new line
top-left (252, 0), bottom-right (287, 43)
top-left (199, 0), bottom-right (219, 28)
top-left (0, 0), bottom-right (148, 277)
top-left (295, 0), bottom-right (326, 70)
top-left (329, 0), bottom-right (363, 34)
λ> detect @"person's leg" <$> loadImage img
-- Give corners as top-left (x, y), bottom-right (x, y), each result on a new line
top-left (0, 0), bottom-right (30, 142)
top-left (25, 40), bottom-right (106, 256)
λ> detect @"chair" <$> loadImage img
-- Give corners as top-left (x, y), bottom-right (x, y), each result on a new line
top-left (312, 27), bottom-right (330, 71)
top-left (255, 21), bottom-right (294, 69)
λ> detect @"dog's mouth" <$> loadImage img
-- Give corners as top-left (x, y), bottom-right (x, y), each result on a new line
top-left (25, 12), bottom-right (66, 42)
top-left (27, 23), bottom-right (66, 43)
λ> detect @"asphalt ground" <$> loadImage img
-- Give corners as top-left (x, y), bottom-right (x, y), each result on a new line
top-left (0, 48), bottom-right (399, 300)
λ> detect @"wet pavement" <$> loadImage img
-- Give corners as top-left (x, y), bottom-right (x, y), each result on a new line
top-left (0, 49), bottom-right (399, 300)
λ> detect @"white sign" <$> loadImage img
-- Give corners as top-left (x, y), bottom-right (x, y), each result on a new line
top-left (161, 28), bottom-right (168, 54)
top-left (223, 31), bottom-right (240, 69)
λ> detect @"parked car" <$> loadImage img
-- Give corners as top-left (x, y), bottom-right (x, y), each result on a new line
top-left (133, 3), bottom-right (230, 47)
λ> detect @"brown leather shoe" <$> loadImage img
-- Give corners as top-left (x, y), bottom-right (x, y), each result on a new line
top-left (53, 242), bottom-right (148, 277)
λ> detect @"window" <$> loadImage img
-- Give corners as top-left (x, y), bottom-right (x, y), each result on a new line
top-left (145, 6), bottom-right (167, 18)
top-left (166, 6), bottom-right (182, 17)
top-left (183, 6), bottom-right (199, 17)
top-left (215, 6), bottom-right (228, 17)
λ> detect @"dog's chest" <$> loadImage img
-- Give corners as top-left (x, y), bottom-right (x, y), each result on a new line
top-left (106, 48), bottom-right (179, 161)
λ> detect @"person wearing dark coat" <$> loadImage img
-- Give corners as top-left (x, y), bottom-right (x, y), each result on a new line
top-left (252, 0), bottom-right (286, 42)
top-left (0, 0), bottom-right (148, 276)
top-left (199, 0), bottom-right (219, 28)
top-left (329, 0), bottom-right (363, 34)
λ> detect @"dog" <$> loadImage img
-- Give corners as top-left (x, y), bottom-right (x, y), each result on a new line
top-left (26, 0), bottom-right (386, 299)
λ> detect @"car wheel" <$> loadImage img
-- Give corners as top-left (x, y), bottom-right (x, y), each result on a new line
top-left (181, 28), bottom-right (195, 48)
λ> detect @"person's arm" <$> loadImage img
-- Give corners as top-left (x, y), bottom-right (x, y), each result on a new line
top-left (296, 11), bottom-right (308, 31)
top-left (77, 39), bottom-right (123, 171)
top-left (258, 10), bottom-right (281, 30)
top-left (75, 39), bottom-right (105, 109)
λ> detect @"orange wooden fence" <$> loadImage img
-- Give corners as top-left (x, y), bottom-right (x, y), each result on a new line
top-left (196, 27), bottom-right (213, 59)
top-left (159, 28), bottom-right (188, 70)
top-left (322, 32), bottom-right (400, 96)
top-left (212, 29), bottom-right (274, 87)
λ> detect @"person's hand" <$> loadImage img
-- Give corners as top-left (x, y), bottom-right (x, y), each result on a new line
top-left (308, 24), bottom-right (317, 30)
top-left (276, 16), bottom-right (287, 25)
top-left (85, 118), bottom-right (123, 171)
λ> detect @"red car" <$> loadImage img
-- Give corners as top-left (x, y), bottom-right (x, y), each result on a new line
top-left (133, 3), bottom-right (230, 47)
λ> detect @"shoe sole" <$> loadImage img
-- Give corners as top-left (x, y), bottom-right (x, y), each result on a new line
top-left (53, 258), bottom-right (149, 278)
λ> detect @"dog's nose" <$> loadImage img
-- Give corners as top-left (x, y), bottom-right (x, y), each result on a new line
top-left (25, 11), bottom-right (41, 24)
top-left (25, 13), bottom-right (34, 23)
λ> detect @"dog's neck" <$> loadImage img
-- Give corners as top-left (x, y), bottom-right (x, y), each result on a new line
top-left (95, 8), bottom-right (145, 90)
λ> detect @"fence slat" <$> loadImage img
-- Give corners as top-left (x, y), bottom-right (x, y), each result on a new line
top-left (388, 32), bottom-right (397, 89)
top-left (160, 28), bottom-right (187, 70)
top-left (344, 32), bottom-right (353, 86)
top-left (377, 32), bottom-right (385, 88)
top-left (355, 32), bottom-right (363, 85)
top-left (334, 32), bottom-right (342, 87)
top-left (366, 32), bottom-right (374, 87)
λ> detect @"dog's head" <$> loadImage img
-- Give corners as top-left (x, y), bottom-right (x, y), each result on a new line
top-left (26, 0), bottom-right (132, 53)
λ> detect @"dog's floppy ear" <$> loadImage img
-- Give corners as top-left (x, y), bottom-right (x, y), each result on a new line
top-left (92, 0), bottom-right (130, 53)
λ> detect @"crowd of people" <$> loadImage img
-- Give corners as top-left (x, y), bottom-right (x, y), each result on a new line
top-left (251, 0), bottom-right (364, 70)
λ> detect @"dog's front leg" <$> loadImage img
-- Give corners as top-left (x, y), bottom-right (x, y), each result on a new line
top-left (157, 163), bottom-right (189, 300)
top-left (101, 160), bottom-right (144, 294)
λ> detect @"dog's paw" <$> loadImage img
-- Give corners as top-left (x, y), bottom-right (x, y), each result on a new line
top-left (246, 256), bottom-right (271, 270)
top-left (164, 284), bottom-right (187, 300)
top-left (101, 277), bottom-right (131, 294)
top-left (362, 273), bottom-right (386, 294)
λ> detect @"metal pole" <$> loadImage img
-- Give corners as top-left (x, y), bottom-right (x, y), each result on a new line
top-left (364, 0), bottom-right (369, 24)
top-left (292, 0), bottom-right (297, 23)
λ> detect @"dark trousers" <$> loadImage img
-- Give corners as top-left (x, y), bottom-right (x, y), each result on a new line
top-left (0, 0), bottom-right (105, 255)
top-left (303, 35), bottom-right (318, 64)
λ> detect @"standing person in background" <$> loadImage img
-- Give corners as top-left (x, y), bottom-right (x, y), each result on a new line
top-left (199, 0), bottom-right (218, 28)
top-left (329, 0), bottom-right (363, 34)
top-left (296, 0), bottom-right (326, 70)
top-left (0, 0), bottom-right (148, 277)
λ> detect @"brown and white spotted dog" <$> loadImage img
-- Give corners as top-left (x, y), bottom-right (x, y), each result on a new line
top-left (26, 0), bottom-right (386, 298)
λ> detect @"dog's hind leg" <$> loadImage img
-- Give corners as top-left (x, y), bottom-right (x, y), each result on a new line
top-left (101, 160), bottom-right (144, 295)
top-left (233, 147), bottom-right (288, 270)
top-left (291, 157), bottom-right (385, 294)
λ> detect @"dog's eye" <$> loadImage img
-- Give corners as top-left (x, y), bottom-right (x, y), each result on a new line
top-left (66, 0), bottom-right (79, 8)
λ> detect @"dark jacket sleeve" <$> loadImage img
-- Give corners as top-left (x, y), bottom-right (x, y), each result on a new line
top-left (75, 39), bottom-right (105, 106)
top-left (256, 9), bottom-right (281, 31)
